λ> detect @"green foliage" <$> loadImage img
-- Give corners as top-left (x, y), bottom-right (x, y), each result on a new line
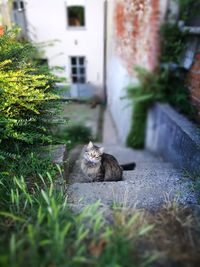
top-left (0, 162), bottom-right (153, 267)
top-left (177, 0), bottom-right (197, 21)
top-left (163, 70), bottom-right (197, 119)
top-left (126, 67), bottom-right (196, 148)
top-left (126, 0), bottom-right (199, 149)
top-left (160, 24), bottom-right (186, 64)
top-left (54, 124), bottom-right (94, 150)
top-left (126, 67), bottom-right (166, 148)
top-left (126, 102), bottom-right (148, 149)
top-left (0, 29), bottom-right (60, 164)
top-left (126, 67), bottom-right (165, 148)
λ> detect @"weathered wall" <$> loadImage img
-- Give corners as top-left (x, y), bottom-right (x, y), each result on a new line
top-left (106, 0), bottom-right (167, 143)
top-left (146, 103), bottom-right (200, 175)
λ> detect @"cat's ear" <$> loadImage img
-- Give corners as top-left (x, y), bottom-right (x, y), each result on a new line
top-left (87, 141), bottom-right (93, 149)
top-left (99, 147), bottom-right (104, 154)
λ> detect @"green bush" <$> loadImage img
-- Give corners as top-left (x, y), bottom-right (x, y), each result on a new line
top-left (126, 67), bottom-right (197, 149)
top-left (53, 124), bottom-right (93, 150)
top-left (0, 29), bottom-right (60, 165)
top-left (126, 67), bottom-right (165, 149)
top-left (160, 24), bottom-right (186, 64)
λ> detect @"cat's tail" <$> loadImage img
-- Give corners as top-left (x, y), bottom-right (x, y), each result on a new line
top-left (120, 162), bottom-right (136, 171)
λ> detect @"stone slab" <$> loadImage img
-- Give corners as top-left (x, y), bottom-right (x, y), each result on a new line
top-left (67, 172), bottom-right (196, 210)
top-left (102, 145), bottom-right (163, 164)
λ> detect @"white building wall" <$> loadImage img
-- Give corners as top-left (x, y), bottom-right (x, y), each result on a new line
top-left (106, 0), bottom-right (133, 144)
top-left (25, 0), bottom-right (105, 96)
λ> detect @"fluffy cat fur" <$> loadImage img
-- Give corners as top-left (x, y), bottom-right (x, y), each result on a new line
top-left (81, 141), bottom-right (135, 182)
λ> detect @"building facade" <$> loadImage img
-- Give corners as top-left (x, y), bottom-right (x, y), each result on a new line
top-left (25, 0), bottom-right (105, 98)
top-left (8, 0), bottom-right (200, 144)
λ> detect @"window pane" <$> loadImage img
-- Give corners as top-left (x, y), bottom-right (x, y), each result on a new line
top-left (79, 57), bottom-right (85, 65)
top-left (80, 67), bottom-right (85, 75)
top-left (79, 76), bottom-right (85, 83)
top-left (13, 1), bottom-right (18, 10)
top-left (72, 76), bottom-right (78, 83)
top-left (71, 57), bottom-right (77, 65)
top-left (20, 1), bottom-right (24, 9)
top-left (72, 67), bottom-right (77, 75)
top-left (67, 6), bottom-right (85, 27)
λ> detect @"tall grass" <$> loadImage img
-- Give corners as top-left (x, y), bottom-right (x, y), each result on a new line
top-left (0, 163), bottom-right (154, 267)
top-left (1, 157), bottom-right (200, 267)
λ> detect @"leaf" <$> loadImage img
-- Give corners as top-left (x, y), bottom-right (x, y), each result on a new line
top-left (126, 212), bottom-right (140, 228)
top-left (0, 211), bottom-right (25, 222)
top-left (139, 224), bottom-right (154, 236)
top-left (41, 189), bottom-right (50, 205)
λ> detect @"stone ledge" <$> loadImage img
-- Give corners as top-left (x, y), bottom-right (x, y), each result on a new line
top-left (146, 103), bottom-right (200, 175)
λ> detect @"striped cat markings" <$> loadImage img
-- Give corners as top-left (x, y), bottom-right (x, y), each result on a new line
top-left (81, 142), bottom-right (135, 182)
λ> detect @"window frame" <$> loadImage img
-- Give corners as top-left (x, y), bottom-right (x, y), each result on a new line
top-left (66, 4), bottom-right (86, 30)
top-left (13, 1), bottom-right (25, 11)
top-left (69, 56), bottom-right (87, 84)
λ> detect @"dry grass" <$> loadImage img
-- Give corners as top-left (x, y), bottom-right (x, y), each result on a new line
top-left (143, 204), bottom-right (199, 266)
top-left (147, 203), bottom-right (200, 267)
top-left (111, 202), bottom-right (200, 267)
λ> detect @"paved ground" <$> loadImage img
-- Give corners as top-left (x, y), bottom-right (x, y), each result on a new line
top-left (59, 102), bottom-right (100, 139)
top-left (66, 110), bottom-right (197, 210)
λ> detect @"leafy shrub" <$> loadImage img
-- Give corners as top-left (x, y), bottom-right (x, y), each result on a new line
top-left (160, 24), bottom-right (186, 64)
top-left (0, 29), bottom-right (60, 165)
top-left (126, 67), bottom-right (197, 148)
top-left (54, 124), bottom-right (93, 150)
top-left (126, 67), bottom-right (164, 148)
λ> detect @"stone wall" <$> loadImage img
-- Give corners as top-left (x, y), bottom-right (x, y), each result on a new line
top-left (146, 103), bottom-right (200, 175)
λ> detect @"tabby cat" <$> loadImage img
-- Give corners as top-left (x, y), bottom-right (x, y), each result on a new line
top-left (81, 141), bottom-right (135, 182)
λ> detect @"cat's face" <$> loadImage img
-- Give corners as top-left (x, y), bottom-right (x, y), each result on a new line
top-left (84, 141), bottom-right (104, 163)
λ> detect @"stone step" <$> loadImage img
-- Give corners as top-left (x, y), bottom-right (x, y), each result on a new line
top-left (68, 159), bottom-right (178, 184)
top-left (67, 170), bottom-right (196, 210)
top-left (122, 170), bottom-right (184, 184)
top-left (66, 143), bottom-right (197, 210)
top-left (102, 145), bottom-right (163, 164)
top-left (134, 162), bottom-right (173, 170)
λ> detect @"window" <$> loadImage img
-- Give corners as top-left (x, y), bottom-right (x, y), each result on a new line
top-left (20, 1), bottom-right (24, 10)
top-left (67, 6), bottom-right (85, 27)
top-left (13, 1), bottom-right (25, 10)
top-left (70, 56), bottom-right (86, 83)
top-left (13, 1), bottom-right (18, 10)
